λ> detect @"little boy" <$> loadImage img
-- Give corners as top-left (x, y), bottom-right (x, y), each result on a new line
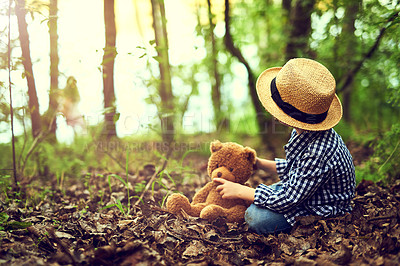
top-left (213, 58), bottom-right (356, 234)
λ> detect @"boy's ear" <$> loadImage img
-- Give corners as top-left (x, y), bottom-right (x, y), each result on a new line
top-left (244, 147), bottom-right (257, 165)
top-left (210, 140), bottom-right (223, 153)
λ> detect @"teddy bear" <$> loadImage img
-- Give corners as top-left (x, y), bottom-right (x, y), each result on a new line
top-left (166, 140), bottom-right (257, 223)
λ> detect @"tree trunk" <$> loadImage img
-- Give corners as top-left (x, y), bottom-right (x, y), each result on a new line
top-left (15, 0), bottom-right (42, 138)
top-left (285, 0), bottom-right (315, 60)
top-left (207, 0), bottom-right (228, 131)
top-left (150, 0), bottom-right (174, 144)
top-left (340, 0), bottom-right (360, 122)
top-left (224, 0), bottom-right (275, 154)
top-left (102, 0), bottom-right (117, 138)
top-left (48, 0), bottom-right (59, 136)
top-left (282, 0), bottom-right (292, 17)
top-left (282, 0), bottom-right (292, 37)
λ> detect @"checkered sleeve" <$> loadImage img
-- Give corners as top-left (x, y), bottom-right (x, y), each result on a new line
top-left (275, 158), bottom-right (287, 178)
top-left (254, 154), bottom-right (329, 213)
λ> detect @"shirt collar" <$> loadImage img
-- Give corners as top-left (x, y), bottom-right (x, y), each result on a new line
top-left (284, 129), bottom-right (320, 160)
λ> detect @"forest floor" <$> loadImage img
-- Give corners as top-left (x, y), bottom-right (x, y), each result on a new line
top-left (0, 143), bottom-right (400, 265)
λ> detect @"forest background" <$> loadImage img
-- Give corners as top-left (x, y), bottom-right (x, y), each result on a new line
top-left (0, 0), bottom-right (400, 201)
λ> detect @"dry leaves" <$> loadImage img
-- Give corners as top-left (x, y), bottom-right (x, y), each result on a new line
top-left (1, 174), bottom-right (400, 265)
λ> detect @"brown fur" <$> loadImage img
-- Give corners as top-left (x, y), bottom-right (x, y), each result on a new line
top-left (166, 140), bottom-right (256, 223)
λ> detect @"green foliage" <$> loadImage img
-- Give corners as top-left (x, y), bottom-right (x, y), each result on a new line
top-left (233, 0), bottom-right (286, 69)
top-left (0, 126), bottom-right (114, 181)
top-left (0, 212), bottom-right (31, 231)
top-left (356, 123), bottom-right (400, 184)
top-left (0, 174), bottom-right (11, 202)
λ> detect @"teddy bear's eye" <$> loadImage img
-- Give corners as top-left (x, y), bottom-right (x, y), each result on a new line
top-left (216, 164), bottom-right (220, 168)
top-left (229, 168), bottom-right (234, 172)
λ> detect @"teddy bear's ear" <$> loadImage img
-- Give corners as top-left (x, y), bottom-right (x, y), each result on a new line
top-left (210, 140), bottom-right (223, 153)
top-left (244, 147), bottom-right (257, 165)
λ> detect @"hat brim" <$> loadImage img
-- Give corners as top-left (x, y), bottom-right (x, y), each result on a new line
top-left (256, 67), bottom-right (343, 131)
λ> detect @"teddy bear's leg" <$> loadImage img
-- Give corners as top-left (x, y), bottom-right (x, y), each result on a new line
top-left (199, 204), bottom-right (227, 221)
top-left (166, 193), bottom-right (206, 217)
top-left (189, 203), bottom-right (208, 217)
top-left (225, 205), bottom-right (248, 223)
top-left (166, 193), bottom-right (191, 215)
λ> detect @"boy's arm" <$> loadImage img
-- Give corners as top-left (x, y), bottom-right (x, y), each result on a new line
top-left (213, 178), bottom-right (255, 202)
top-left (256, 158), bottom-right (278, 174)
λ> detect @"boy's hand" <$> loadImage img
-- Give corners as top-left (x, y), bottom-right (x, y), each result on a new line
top-left (213, 178), bottom-right (255, 202)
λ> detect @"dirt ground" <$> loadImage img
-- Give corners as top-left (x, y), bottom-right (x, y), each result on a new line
top-left (1, 148), bottom-right (399, 265)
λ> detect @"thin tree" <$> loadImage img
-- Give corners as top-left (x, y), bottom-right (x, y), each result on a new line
top-left (47, 0), bottom-right (59, 135)
top-left (150, 0), bottom-right (174, 144)
top-left (206, 0), bottom-right (227, 131)
top-left (102, 0), bottom-right (117, 138)
top-left (282, 0), bottom-right (292, 37)
top-left (8, 0), bottom-right (18, 188)
top-left (285, 0), bottom-right (315, 60)
top-left (282, 0), bottom-right (292, 17)
top-left (15, 0), bottom-right (42, 138)
top-left (223, 0), bottom-right (275, 153)
top-left (338, 0), bottom-right (360, 122)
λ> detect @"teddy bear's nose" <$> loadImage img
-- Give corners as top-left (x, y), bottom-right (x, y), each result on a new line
top-left (217, 172), bottom-right (222, 177)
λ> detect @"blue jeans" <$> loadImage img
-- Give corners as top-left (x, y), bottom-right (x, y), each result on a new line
top-left (245, 183), bottom-right (292, 235)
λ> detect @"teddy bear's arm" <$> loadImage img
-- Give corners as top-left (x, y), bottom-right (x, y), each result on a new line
top-left (192, 182), bottom-right (214, 204)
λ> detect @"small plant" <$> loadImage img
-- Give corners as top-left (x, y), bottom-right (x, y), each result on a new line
top-left (0, 212), bottom-right (9, 231)
top-left (0, 174), bottom-right (12, 202)
top-left (98, 189), bottom-right (105, 205)
top-left (151, 169), bottom-right (176, 207)
top-left (102, 149), bottom-right (133, 216)
top-left (55, 172), bottom-right (65, 194)
top-left (81, 205), bottom-right (89, 215)
top-left (84, 172), bottom-right (94, 198)
top-left (52, 219), bottom-right (61, 230)
top-left (134, 180), bottom-right (146, 194)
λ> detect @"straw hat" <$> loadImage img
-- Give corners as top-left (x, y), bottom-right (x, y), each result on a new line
top-left (256, 58), bottom-right (342, 131)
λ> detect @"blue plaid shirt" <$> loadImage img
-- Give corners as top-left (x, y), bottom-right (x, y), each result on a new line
top-left (254, 129), bottom-right (356, 226)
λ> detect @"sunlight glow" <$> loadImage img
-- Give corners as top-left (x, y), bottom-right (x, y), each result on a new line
top-left (1, 0), bottom-right (218, 142)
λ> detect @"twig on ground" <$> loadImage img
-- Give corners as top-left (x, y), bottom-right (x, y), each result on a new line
top-left (134, 150), bottom-right (171, 206)
top-left (46, 227), bottom-right (78, 266)
top-left (103, 150), bottom-right (126, 172)
top-left (368, 215), bottom-right (396, 222)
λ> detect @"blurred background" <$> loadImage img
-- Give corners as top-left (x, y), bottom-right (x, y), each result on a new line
top-left (0, 0), bottom-right (399, 187)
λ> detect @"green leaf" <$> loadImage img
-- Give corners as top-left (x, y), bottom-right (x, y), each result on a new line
top-left (109, 174), bottom-right (127, 187)
top-left (164, 170), bottom-right (176, 187)
top-left (108, 175), bottom-right (113, 193)
top-left (153, 150), bottom-right (167, 161)
top-left (5, 221), bottom-right (32, 230)
top-left (180, 150), bottom-right (195, 167)
top-left (115, 199), bottom-right (126, 215)
top-left (152, 55), bottom-right (162, 62)
top-left (125, 149), bottom-right (130, 177)
top-left (103, 106), bottom-right (116, 115)
top-left (113, 112), bottom-right (120, 123)
top-left (0, 212), bottom-right (9, 225)
top-left (144, 96), bottom-right (154, 104)
top-left (101, 204), bottom-right (116, 210)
